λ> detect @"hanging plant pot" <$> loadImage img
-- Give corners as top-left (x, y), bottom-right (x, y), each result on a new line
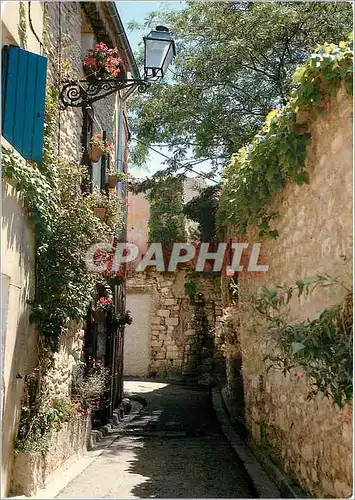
top-left (115, 65), bottom-right (126, 83)
top-left (93, 207), bottom-right (107, 220)
top-left (93, 310), bottom-right (106, 323)
top-left (108, 174), bottom-right (119, 189)
top-left (90, 145), bottom-right (103, 163)
top-left (108, 274), bottom-right (124, 287)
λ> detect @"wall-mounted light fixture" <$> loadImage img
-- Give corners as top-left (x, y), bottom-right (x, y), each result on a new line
top-left (60, 26), bottom-right (175, 109)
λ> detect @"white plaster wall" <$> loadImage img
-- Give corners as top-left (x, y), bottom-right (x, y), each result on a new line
top-left (1, 179), bottom-right (37, 497)
top-left (124, 294), bottom-right (151, 377)
top-left (2, 1), bottom-right (43, 53)
top-left (1, 4), bottom-right (43, 492)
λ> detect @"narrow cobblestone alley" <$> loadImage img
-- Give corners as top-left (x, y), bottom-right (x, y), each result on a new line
top-left (57, 381), bottom-right (256, 498)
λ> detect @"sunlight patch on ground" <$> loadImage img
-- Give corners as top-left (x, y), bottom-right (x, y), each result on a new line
top-left (124, 380), bottom-right (169, 393)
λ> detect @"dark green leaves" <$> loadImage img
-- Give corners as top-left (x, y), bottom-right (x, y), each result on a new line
top-left (148, 176), bottom-right (187, 244)
top-left (257, 278), bottom-right (353, 408)
top-left (218, 38), bottom-right (353, 237)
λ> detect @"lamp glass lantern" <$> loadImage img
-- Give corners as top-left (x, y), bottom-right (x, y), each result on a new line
top-left (144, 26), bottom-right (176, 80)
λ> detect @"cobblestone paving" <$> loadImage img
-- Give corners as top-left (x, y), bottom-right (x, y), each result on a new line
top-left (57, 380), bottom-right (255, 498)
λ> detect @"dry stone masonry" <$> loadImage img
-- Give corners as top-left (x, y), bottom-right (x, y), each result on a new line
top-left (126, 270), bottom-right (224, 381)
top-left (224, 87), bottom-right (353, 498)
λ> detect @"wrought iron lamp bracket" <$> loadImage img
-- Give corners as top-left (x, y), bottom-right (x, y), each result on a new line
top-left (60, 78), bottom-right (151, 109)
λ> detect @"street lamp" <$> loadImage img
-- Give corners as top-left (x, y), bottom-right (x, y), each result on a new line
top-left (60, 26), bottom-right (176, 109)
top-left (144, 26), bottom-right (176, 80)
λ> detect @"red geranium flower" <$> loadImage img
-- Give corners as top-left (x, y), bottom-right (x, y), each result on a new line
top-left (84, 57), bottom-right (97, 68)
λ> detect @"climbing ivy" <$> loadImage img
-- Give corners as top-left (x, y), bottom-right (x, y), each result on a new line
top-left (253, 276), bottom-right (353, 408)
top-left (184, 275), bottom-right (197, 302)
top-left (184, 281), bottom-right (215, 382)
top-left (217, 38), bottom-right (353, 238)
top-left (2, 88), bottom-right (123, 352)
top-left (148, 175), bottom-right (187, 244)
top-left (183, 185), bottom-right (220, 242)
top-left (18, 2), bottom-right (27, 49)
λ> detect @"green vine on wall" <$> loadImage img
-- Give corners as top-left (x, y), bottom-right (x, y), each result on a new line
top-left (4, 10), bottom-right (126, 454)
top-left (147, 175), bottom-right (187, 244)
top-left (2, 88), bottom-right (124, 352)
top-left (18, 2), bottom-right (27, 49)
top-left (217, 37), bottom-right (353, 238)
top-left (252, 276), bottom-right (353, 408)
top-left (14, 366), bottom-right (109, 453)
top-left (184, 276), bottom-right (197, 302)
top-left (184, 275), bottom-right (215, 381)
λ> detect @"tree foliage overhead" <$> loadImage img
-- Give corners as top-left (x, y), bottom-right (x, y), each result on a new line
top-left (217, 37), bottom-right (353, 238)
top-left (148, 175), bottom-right (187, 244)
top-left (129, 1), bottom-right (352, 170)
top-left (183, 185), bottom-right (220, 242)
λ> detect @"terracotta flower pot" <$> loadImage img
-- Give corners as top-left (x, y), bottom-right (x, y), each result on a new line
top-left (93, 207), bottom-right (107, 220)
top-left (90, 145), bottom-right (103, 163)
top-left (108, 174), bottom-right (119, 189)
top-left (115, 66), bottom-right (126, 82)
top-left (295, 110), bottom-right (309, 124)
top-left (93, 310), bottom-right (106, 323)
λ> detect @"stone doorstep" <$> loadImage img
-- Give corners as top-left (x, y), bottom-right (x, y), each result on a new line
top-left (216, 387), bottom-right (309, 499)
top-left (90, 398), bottom-right (137, 447)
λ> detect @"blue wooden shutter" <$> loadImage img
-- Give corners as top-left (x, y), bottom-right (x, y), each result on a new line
top-left (1, 46), bottom-right (47, 163)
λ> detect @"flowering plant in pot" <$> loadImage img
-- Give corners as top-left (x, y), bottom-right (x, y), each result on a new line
top-left (87, 189), bottom-right (125, 229)
top-left (99, 257), bottom-right (125, 288)
top-left (92, 296), bottom-right (114, 322)
top-left (95, 296), bottom-right (114, 312)
top-left (83, 42), bottom-right (126, 81)
top-left (90, 133), bottom-right (114, 163)
top-left (71, 362), bottom-right (109, 410)
top-left (107, 168), bottom-right (127, 189)
top-left (107, 271), bottom-right (125, 287)
top-left (110, 310), bottom-right (133, 329)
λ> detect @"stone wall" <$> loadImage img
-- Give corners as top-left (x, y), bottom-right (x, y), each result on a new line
top-left (46, 2), bottom-right (117, 160)
top-left (126, 270), bottom-right (224, 380)
top-left (11, 412), bottom-right (92, 496)
top-left (41, 2), bottom-right (121, 404)
top-left (2, 3), bottom-right (44, 493)
top-left (43, 321), bottom-right (86, 400)
top-left (225, 88), bottom-right (353, 497)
